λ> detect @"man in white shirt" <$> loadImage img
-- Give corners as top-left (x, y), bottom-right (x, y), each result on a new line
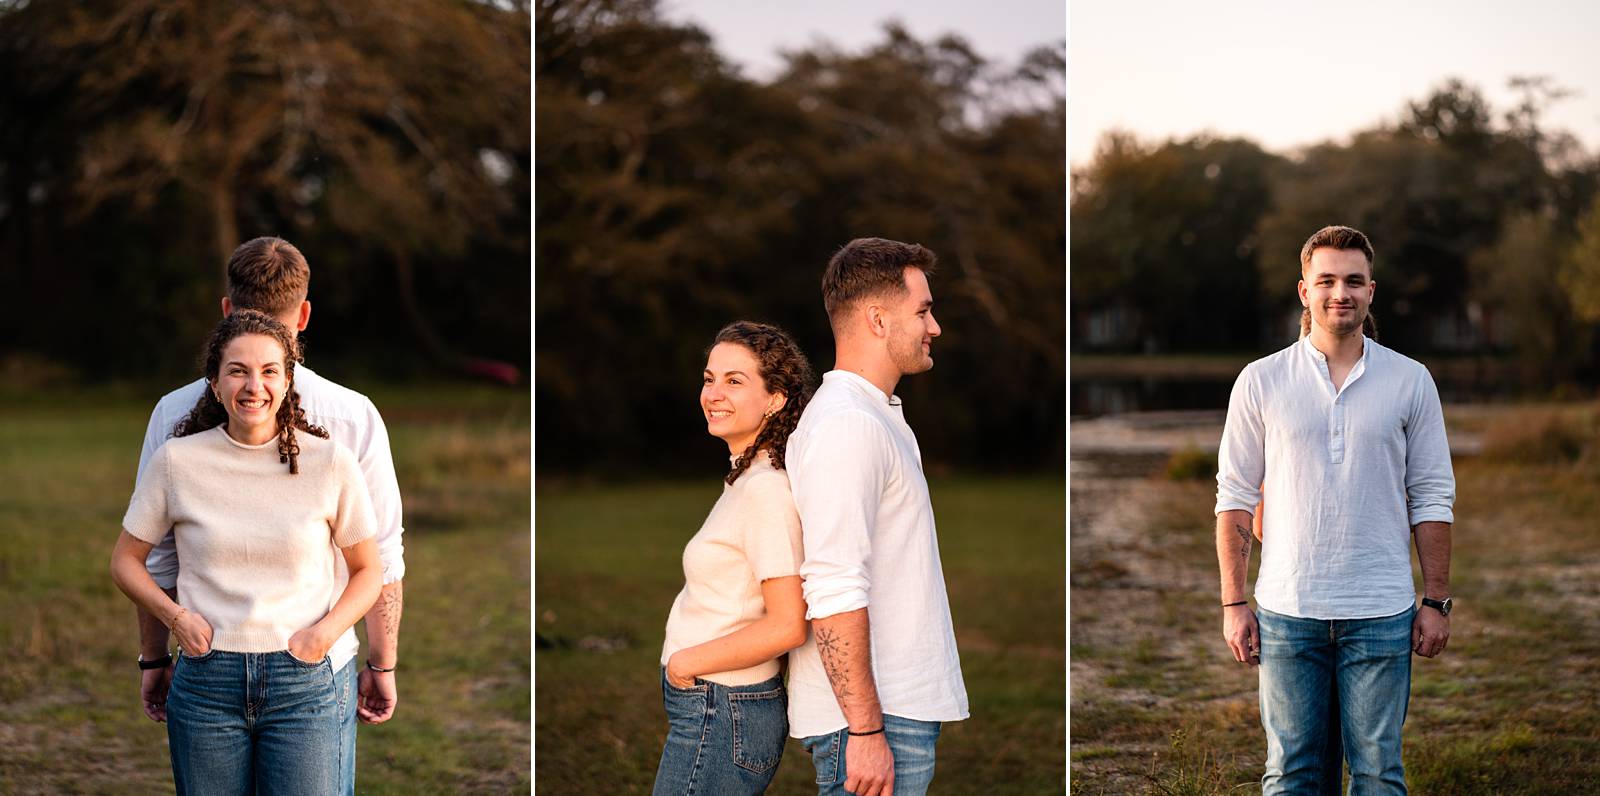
top-left (1215, 225), bottom-right (1455, 794)
top-left (786, 237), bottom-right (969, 796)
top-left (133, 237), bottom-right (407, 795)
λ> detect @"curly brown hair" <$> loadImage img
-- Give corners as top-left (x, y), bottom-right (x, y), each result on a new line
top-left (711, 321), bottom-right (816, 485)
top-left (172, 309), bottom-right (329, 474)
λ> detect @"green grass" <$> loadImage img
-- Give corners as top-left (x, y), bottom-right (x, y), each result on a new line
top-left (535, 475), bottom-right (1066, 794)
top-left (1070, 403), bottom-right (1600, 794)
top-left (0, 385), bottom-right (530, 794)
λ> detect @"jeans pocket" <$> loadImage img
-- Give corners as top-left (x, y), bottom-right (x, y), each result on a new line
top-left (808, 729), bottom-right (844, 785)
top-left (181, 647), bottom-right (218, 663)
top-left (729, 686), bottom-right (787, 774)
top-left (285, 649), bottom-right (328, 669)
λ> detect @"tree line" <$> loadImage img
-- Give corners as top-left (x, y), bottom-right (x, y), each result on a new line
top-left (536, 0), bottom-right (1066, 474)
top-left (0, 0), bottom-right (531, 383)
top-left (1072, 77), bottom-right (1600, 386)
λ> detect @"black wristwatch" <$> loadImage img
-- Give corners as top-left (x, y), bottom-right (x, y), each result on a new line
top-left (1420, 596), bottom-right (1452, 616)
top-left (138, 653), bottom-right (173, 670)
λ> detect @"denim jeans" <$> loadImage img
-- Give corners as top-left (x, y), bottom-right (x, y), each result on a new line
top-left (334, 658), bottom-right (356, 795)
top-left (652, 669), bottom-right (788, 795)
top-left (1258, 605), bottom-right (1414, 796)
top-left (800, 714), bottom-right (942, 796)
top-left (167, 649), bottom-right (348, 795)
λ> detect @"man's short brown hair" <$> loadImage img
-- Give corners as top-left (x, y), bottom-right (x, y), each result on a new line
top-left (822, 237), bottom-right (937, 324)
top-left (227, 237), bottom-right (309, 315)
top-left (1299, 225), bottom-right (1374, 273)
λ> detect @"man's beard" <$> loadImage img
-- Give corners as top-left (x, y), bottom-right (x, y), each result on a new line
top-left (1317, 304), bottom-right (1365, 335)
top-left (889, 334), bottom-right (932, 375)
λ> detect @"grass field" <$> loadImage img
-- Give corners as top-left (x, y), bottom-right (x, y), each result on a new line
top-left (1070, 403), bottom-right (1600, 794)
top-left (0, 384), bottom-right (530, 794)
top-left (535, 475), bottom-right (1066, 793)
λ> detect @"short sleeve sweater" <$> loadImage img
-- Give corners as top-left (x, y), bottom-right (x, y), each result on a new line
top-left (122, 427), bottom-right (376, 653)
top-left (659, 453), bottom-right (804, 686)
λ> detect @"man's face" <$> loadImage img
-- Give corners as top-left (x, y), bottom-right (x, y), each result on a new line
top-left (1299, 248), bottom-right (1374, 337)
top-left (885, 268), bottom-right (941, 376)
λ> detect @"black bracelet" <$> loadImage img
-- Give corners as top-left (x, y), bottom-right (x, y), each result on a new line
top-left (1221, 600), bottom-right (1248, 608)
top-left (138, 653), bottom-right (173, 670)
top-left (847, 727), bottom-right (885, 737)
top-left (366, 660), bottom-right (396, 673)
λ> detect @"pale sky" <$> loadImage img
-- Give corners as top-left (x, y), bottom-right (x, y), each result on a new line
top-left (661, 0), bottom-right (1065, 81)
top-left (1072, 0), bottom-right (1600, 166)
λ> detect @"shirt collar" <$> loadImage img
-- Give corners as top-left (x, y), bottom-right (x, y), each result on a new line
top-left (1298, 334), bottom-right (1371, 364)
top-left (825, 369), bottom-right (901, 406)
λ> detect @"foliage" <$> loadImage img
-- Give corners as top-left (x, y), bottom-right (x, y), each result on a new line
top-left (1072, 134), bottom-right (1279, 351)
top-left (0, 0), bottom-right (530, 380)
top-left (535, 0), bottom-right (1065, 473)
top-left (1164, 446), bottom-right (1217, 481)
top-left (1073, 76), bottom-right (1600, 387)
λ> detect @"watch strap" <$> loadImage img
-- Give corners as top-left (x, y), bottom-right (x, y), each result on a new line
top-left (138, 653), bottom-right (173, 670)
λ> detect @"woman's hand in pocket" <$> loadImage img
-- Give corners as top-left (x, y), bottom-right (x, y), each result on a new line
top-left (287, 626), bottom-right (332, 664)
top-left (665, 653), bottom-right (697, 689)
top-left (171, 609), bottom-right (214, 656)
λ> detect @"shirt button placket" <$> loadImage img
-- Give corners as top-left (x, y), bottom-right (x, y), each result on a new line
top-left (1329, 401), bottom-right (1344, 463)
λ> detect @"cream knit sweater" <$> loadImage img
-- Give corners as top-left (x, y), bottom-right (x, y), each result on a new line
top-left (123, 427), bottom-right (376, 653)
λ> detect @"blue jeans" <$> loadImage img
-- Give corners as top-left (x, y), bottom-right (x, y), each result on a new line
top-left (1258, 606), bottom-right (1414, 796)
top-left (652, 669), bottom-right (788, 795)
top-left (167, 649), bottom-right (348, 795)
top-left (800, 714), bottom-right (942, 796)
top-left (334, 658), bottom-right (356, 795)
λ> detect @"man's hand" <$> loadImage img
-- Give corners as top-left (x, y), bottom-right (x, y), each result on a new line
top-left (140, 662), bottom-right (174, 722)
top-left (1412, 606), bottom-right (1450, 657)
top-left (844, 731), bottom-right (895, 796)
top-left (1223, 604), bottom-right (1260, 666)
top-left (357, 668), bottom-right (398, 724)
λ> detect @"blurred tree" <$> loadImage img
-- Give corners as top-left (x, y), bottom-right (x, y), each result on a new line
top-left (535, 0), bottom-right (1065, 473)
top-left (0, 0), bottom-right (529, 379)
top-left (1561, 200), bottom-right (1600, 324)
top-left (1470, 212), bottom-right (1580, 382)
top-left (1071, 133), bottom-right (1280, 351)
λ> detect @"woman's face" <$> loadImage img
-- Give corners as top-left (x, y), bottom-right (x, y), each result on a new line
top-left (212, 333), bottom-right (289, 439)
top-left (701, 342), bottom-right (783, 454)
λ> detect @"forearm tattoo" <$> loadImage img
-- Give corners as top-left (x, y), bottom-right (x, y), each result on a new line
top-left (1235, 523), bottom-right (1252, 566)
top-left (378, 582), bottom-right (403, 641)
top-left (815, 627), bottom-right (852, 701)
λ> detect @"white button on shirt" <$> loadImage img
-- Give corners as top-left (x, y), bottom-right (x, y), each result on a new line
top-left (785, 370), bottom-right (968, 738)
top-left (135, 366), bottom-right (406, 672)
top-left (1215, 337), bottom-right (1455, 620)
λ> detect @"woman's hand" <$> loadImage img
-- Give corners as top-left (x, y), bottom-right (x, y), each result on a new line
top-left (170, 609), bottom-right (214, 656)
top-left (287, 626), bottom-right (333, 664)
top-left (665, 652), bottom-right (697, 689)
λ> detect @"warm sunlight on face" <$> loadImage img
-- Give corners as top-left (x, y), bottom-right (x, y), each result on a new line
top-left (1299, 248), bottom-right (1374, 337)
top-left (701, 342), bottom-right (783, 456)
top-left (213, 334), bottom-right (289, 444)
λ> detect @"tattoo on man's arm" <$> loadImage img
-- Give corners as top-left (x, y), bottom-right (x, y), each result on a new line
top-left (1235, 523), bottom-right (1252, 565)
top-left (815, 627), bottom-right (852, 700)
top-left (378, 583), bottom-right (403, 639)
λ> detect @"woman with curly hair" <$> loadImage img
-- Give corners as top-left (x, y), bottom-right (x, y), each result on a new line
top-left (653, 321), bottom-right (816, 795)
top-left (110, 309), bottom-right (381, 795)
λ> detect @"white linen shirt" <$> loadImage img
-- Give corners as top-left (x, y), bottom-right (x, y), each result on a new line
top-left (135, 365), bottom-right (406, 671)
top-left (785, 370), bottom-right (968, 738)
top-left (1215, 337), bottom-right (1455, 620)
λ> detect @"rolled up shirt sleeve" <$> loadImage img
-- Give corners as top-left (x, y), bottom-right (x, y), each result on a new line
top-left (1215, 363), bottom-right (1266, 516)
top-left (1403, 368), bottom-right (1456, 526)
top-left (791, 410), bottom-right (891, 620)
top-left (357, 398), bottom-right (406, 584)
